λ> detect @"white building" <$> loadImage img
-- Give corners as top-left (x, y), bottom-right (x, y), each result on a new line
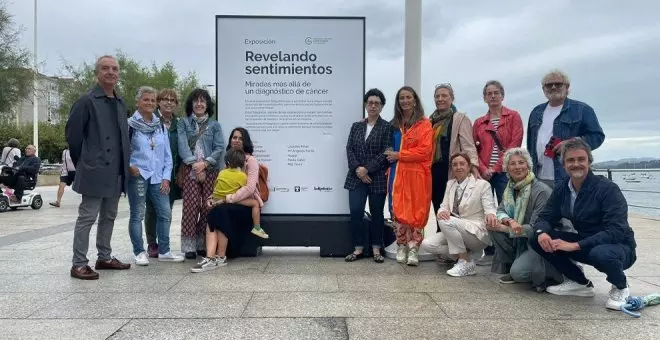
top-left (4, 71), bottom-right (71, 126)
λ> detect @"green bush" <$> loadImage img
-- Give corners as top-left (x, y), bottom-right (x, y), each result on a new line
top-left (0, 122), bottom-right (67, 163)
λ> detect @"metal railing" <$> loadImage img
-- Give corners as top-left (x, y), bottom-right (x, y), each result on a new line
top-left (593, 168), bottom-right (660, 211)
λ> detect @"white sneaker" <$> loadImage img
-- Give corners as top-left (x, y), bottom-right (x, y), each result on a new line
top-left (135, 251), bottom-right (149, 266)
top-left (158, 251), bottom-right (185, 263)
top-left (407, 248), bottom-right (419, 266)
top-left (396, 245), bottom-right (408, 263)
top-left (446, 259), bottom-right (476, 277)
top-left (190, 257), bottom-right (218, 273)
top-left (606, 285), bottom-right (630, 310)
top-left (546, 279), bottom-right (595, 297)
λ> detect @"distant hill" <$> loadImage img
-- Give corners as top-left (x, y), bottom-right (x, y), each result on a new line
top-left (593, 158), bottom-right (660, 169)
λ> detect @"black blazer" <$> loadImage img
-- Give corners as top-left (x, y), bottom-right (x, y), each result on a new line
top-left (344, 117), bottom-right (394, 194)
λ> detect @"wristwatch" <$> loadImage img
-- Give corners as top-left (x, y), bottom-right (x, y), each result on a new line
top-left (535, 229), bottom-right (544, 235)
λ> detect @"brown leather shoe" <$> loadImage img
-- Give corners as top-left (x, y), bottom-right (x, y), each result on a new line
top-left (70, 265), bottom-right (99, 280)
top-left (95, 257), bottom-right (131, 270)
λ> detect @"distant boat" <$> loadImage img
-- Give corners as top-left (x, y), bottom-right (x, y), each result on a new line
top-left (623, 174), bottom-right (641, 183)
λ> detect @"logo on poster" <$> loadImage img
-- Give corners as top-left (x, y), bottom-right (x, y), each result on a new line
top-left (305, 37), bottom-right (332, 45)
top-left (294, 186), bottom-right (308, 192)
top-left (314, 186), bottom-right (334, 192)
top-left (271, 186), bottom-right (290, 193)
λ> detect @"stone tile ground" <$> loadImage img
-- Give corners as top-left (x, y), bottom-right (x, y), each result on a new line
top-left (0, 186), bottom-right (659, 339)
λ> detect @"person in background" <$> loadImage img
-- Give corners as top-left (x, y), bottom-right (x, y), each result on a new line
top-left (387, 86), bottom-right (433, 267)
top-left (1, 138), bottom-right (21, 167)
top-left (126, 86), bottom-right (183, 265)
top-left (178, 88), bottom-right (225, 260)
top-left (344, 88), bottom-right (393, 263)
top-left (5, 144), bottom-right (40, 204)
top-left (487, 148), bottom-right (556, 286)
top-left (66, 55), bottom-right (132, 280)
top-left (49, 146), bottom-right (76, 207)
top-left (420, 152), bottom-right (497, 277)
top-left (144, 88), bottom-right (182, 258)
top-left (526, 69), bottom-right (605, 188)
top-left (530, 138), bottom-right (637, 310)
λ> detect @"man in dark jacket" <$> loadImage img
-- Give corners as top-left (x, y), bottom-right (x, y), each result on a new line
top-left (8, 144), bottom-right (40, 203)
top-left (66, 55), bottom-right (132, 280)
top-left (530, 138), bottom-right (636, 310)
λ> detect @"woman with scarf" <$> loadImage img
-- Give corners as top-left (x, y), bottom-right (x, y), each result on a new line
top-left (177, 88), bottom-right (225, 260)
top-left (127, 86), bottom-right (184, 265)
top-left (488, 148), bottom-right (562, 289)
top-left (387, 86), bottom-right (433, 266)
top-left (429, 84), bottom-right (480, 214)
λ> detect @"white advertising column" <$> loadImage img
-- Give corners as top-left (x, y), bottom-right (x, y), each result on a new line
top-left (216, 16), bottom-right (365, 216)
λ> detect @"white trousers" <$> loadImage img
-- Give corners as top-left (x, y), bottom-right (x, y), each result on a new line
top-left (421, 217), bottom-right (488, 257)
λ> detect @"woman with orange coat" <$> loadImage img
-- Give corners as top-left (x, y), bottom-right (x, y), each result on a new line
top-left (385, 86), bottom-right (433, 266)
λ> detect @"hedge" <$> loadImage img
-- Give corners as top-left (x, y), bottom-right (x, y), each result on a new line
top-left (0, 122), bottom-right (67, 163)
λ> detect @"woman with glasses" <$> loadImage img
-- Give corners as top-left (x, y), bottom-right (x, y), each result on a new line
top-left (387, 86), bottom-right (433, 266)
top-left (144, 89), bottom-right (183, 258)
top-left (343, 88), bottom-right (394, 263)
top-left (177, 88), bottom-right (225, 260)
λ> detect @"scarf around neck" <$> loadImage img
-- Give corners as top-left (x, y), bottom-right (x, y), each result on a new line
top-left (429, 105), bottom-right (455, 163)
top-left (128, 111), bottom-right (161, 134)
top-left (497, 172), bottom-right (536, 238)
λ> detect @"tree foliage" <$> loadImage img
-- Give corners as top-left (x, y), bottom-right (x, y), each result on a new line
top-left (0, 1), bottom-right (34, 119)
top-left (57, 51), bottom-right (202, 120)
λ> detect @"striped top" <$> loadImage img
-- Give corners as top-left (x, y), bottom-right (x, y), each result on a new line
top-left (488, 117), bottom-right (500, 168)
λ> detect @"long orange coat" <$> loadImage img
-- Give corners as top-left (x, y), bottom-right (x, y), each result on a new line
top-left (391, 118), bottom-right (433, 229)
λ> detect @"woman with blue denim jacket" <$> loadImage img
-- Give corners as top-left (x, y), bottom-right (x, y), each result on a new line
top-left (177, 88), bottom-right (225, 260)
top-left (127, 86), bottom-right (184, 265)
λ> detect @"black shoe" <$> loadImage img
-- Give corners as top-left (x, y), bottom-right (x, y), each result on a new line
top-left (197, 250), bottom-right (207, 257)
top-left (185, 252), bottom-right (197, 260)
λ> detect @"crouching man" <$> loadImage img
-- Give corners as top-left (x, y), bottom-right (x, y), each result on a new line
top-left (529, 138), bottom-right (637, 310)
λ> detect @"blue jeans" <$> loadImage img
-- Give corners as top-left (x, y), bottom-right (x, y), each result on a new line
top-left (489, 172), bottom-right (508, 204)
top-left (529, 230), bottom-right (636, 289)
top-left (127, 175), bottom-right (172, 256)
top-left (348, 183), bottom-right (386, 249)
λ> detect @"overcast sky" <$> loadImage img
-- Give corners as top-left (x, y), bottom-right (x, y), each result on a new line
top-left (6, 0), bottom-right (659, 162)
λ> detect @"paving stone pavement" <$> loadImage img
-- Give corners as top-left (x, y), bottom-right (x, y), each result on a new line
top-left (0, 186), bottom-right (659, 339)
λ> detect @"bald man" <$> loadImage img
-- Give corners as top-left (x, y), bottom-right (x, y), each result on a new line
top-left (9, 145), bottom-right (41, 203)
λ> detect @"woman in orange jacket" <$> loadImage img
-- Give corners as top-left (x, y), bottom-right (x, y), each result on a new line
top-left (385, 86), bottom-right (433, 266)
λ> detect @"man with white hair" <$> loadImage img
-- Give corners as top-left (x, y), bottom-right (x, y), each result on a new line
top-left (66, 55), bottom-right (132, 280)
top-left (526, 69), bottom-right (605, 188)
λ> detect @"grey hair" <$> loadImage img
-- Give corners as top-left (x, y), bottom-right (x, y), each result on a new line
top-left (503, 147), bottom-right (533, 173)
top-left (434, 84), bottom-right (455, 100)
top-left (135, 86), bottom-right (157, 101)
top-left (94, 55), bottom-right (117, 74)
top-left (541, 69), bottom-right (570, 86)
top-left (6, 138), bottom-right (19, 148)
top-left (560, 138), bottom-right (593, 164)
top-left (483, 80), bottom-right (505, 97)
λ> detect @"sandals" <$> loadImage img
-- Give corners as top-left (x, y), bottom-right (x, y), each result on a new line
top-left (373, 253), bottom-right (385, 263)
top-left (344, 252), bottom-right (363, 262)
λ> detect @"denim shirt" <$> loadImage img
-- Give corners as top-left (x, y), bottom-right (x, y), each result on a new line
top-left (177, 116), bottom-right (225, 171)
top-left (526, 98), bottom-right (605, 187)
top-left (128, 112), bottom-right (173, 184)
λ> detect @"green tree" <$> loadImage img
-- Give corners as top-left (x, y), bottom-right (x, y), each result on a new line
top-left (0, 1), bottom-right (34, 120)
top-left (58, 51), bottom-right (202, 120)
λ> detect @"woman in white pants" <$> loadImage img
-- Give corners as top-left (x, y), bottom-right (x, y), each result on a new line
top-left (421, 152), bottom-right (498, 277)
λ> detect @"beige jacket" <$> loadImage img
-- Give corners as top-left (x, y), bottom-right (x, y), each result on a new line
top-left (438, 175), bottom-right (497, 245)
top-left (448, 112), bottom-right (478, 179)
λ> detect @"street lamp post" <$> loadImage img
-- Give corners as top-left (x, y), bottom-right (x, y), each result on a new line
top-left (32, 0), bottom-right (39, 156)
